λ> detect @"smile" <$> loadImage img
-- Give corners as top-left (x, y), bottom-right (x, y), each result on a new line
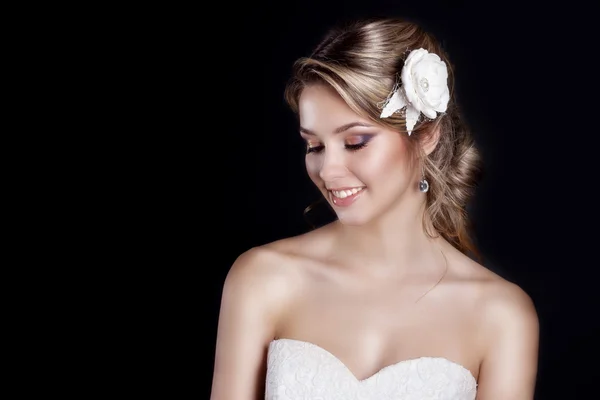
top-left (328, 187), bottom-right (365, 207)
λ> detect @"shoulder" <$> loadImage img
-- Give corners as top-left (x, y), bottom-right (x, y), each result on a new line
top-left (462, 255), bottom-right (538, 329)
top-left (451, 250), bottom-right (537, 320)
top-left (455, 256), bottom-right (539, 382)
top-left (480, 277), bottom-right (539, 339)
top-left (223, 244), bottom-right (302, 305)
top-left (462, 260), bottom-right (539, 363)
top-left (212, 243), bottom-right (313, 397)
top-left (464, 263), bottom-right (539, 395)
top-left (447, 250), bottom-right (538, 343)
top-left (222, 225), bottom-right (335, 304)
top-left (221, 232), bottom-right (320, 306)
top-left (462, 256), bottom-right (538, 326)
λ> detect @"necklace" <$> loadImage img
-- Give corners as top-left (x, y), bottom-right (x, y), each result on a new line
top-left (414, 246), bottom-right (448, 303)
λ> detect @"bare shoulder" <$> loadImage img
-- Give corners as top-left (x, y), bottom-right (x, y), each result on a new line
top-left (226, 245), bottom-right (292, 287)
top-left (212, 243), bottom-right (313, 399)
top-left (453, 257), bottom-right (540, 396)
top-left (222, 228), bottom-right (328, 309)
top-left (466, 259), bottom-right (538, 329)
top-left (223, 244), bottom-right (304, 310)
top-left (452, 253), bottom-right (539, 353)
top-left (479, 273), bottom-right (539, 338)
top-left (449, 249), bottom-right (537, 315)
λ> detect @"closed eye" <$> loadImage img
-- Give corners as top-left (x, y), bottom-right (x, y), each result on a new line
top-left (306, 145), bottom-right (324, 154)
top-left (345, 142), bottom-right (369, 151)
top-left (305, 135), bottom-right (373, 154)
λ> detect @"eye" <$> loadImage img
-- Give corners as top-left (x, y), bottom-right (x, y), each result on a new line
top-left (345, 135), bottom-right (373, 152)
top-left (304, 135), bottom-right (373, 154)
top-left (306, 144), bottom-right (324, 154)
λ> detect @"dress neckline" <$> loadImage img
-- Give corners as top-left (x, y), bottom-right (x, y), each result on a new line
top-left (269, 337), bottom-right (477, 384)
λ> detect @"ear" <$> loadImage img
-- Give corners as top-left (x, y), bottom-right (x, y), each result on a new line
top-left (421, 123), bottom-right (441, 156)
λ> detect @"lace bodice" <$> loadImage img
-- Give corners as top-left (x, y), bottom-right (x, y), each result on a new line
top-left (266, 339), bottom-right (477, 400)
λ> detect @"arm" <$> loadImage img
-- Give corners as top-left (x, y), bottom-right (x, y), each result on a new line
top-left (210, 247), bottom-right (291, 400)
top-left (476, 282), bottom-right (539, 399)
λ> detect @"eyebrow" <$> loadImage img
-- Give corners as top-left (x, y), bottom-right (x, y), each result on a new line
top-left (299, 121), bottom-right (374, 136)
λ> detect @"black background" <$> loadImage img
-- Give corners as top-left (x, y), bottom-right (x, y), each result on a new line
top-left (169, 1), bottom-right (600, 398)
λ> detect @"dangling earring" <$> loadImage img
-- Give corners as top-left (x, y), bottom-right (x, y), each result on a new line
top-left (419, 163), bottom-right (429, 193)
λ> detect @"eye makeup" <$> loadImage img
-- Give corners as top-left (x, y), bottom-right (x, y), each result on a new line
top-left (305, 135), bottom-right (374, 154)
top-left (306, 144), bottom-right (324, 154)
top-left (345, 135), bottom-right (373, 152)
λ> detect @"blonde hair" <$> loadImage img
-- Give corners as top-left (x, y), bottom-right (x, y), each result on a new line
top-left (285, 17), bottom-right (482, 259)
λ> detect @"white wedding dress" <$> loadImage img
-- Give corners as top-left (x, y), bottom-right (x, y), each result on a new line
top-left (266, 338), bottom-right (477, 400)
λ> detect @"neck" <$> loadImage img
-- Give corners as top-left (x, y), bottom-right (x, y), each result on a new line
top-left (332, 196), bottom-right (442, 272)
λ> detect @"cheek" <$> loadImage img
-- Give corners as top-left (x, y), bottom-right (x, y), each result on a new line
top-left (357, 147), bottom-right (409, 181)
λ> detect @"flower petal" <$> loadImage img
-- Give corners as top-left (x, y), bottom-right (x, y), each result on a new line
top-left (421, 107), bottom-right (437, 119)
top-left (435, 88), bottom-right (450, 112)
top-left (380, 89), bottom-right (407, 118)
top-left (401, 71), bottom-right (419, 110)
top-left (405, 105), bottom-right (420, 135)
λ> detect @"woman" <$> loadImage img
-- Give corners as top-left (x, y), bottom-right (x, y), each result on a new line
top-left (211, 16), bottom-right (539, 400)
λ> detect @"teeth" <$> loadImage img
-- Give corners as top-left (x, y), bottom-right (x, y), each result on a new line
top-left (331, 187), bottom-right (364, 198)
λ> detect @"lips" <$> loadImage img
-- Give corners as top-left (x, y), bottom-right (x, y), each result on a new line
top-left (328, 187), bottom-right (365, 207)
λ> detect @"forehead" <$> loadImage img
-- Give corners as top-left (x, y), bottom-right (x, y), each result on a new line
top-left (298, 85), bottom-right (370, 133)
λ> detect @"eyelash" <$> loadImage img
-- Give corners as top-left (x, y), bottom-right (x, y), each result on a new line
top-left (306, 140), bottom-right (371, 154)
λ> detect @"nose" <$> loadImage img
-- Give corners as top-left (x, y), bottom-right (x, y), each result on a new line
top-left (318, 148), bottom-right (348, 182)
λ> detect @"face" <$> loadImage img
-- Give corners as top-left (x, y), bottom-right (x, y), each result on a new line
top-left (298, 84), bottom-right (420, 226)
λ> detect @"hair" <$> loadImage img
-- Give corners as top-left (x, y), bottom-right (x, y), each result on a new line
top-left (284, 17), bottom-right (482, 259)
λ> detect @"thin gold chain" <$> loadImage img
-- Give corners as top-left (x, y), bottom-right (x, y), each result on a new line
top-left (414, 246), bottom-right (448, 303)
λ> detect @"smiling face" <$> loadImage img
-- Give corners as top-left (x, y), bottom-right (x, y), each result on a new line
top-left (298, 84), bottom-right (421, 226)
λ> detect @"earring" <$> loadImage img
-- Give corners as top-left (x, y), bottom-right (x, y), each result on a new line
top-left (419, 159), bottom-right (429, 193)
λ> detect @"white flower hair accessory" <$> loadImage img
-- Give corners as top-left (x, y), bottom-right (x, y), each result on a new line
top-left (379, 48), bottom-right (450, 135)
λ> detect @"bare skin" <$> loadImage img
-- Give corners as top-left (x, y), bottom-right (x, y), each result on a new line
top-left (211, 84), bottom-right (539, 399)
top-left (211, 225), bottom-right (538, 399)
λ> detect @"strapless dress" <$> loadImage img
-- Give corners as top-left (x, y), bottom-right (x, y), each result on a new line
top-left (266, 338), bottom-right (477, 399)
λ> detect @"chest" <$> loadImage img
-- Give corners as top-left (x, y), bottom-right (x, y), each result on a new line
top-left (276, 281), bottom-right (481, 381)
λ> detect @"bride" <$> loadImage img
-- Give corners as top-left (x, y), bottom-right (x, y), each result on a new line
top-left (210, 16), bottom-right (539, 400)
